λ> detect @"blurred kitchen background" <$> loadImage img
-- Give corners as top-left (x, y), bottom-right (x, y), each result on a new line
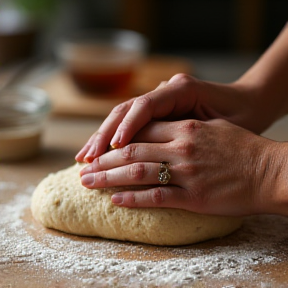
top-left (1, 0), bottom-right (287, 81)
top-left (0, 0), bottom-right (288, 161)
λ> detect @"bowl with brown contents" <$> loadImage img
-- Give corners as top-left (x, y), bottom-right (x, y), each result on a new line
top-left (56, 29), bottom-right (148, 96)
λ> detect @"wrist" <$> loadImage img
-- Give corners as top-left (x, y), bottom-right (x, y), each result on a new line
top-left (255, 141), bottom-right (288, 216)
top-left (230, 80), bottom-right (275, 133)
top-left (203, 80), bottom-right (266, 133)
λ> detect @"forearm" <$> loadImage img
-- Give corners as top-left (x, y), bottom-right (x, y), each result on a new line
top-left (235, 23), bottom-right (288, 130)
top-left (185, 22), bottom-right (288, 134)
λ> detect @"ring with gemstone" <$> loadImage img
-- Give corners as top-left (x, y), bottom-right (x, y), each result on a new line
top-left (158, 161), bottom-right (171, 185)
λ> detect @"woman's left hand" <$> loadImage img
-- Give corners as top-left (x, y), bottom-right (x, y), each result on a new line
top-left (79, 119), bottom-right (281, 216)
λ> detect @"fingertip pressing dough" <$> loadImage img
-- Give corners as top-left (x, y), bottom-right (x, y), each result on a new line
top-left (31, 164), bottom-right (243, 246)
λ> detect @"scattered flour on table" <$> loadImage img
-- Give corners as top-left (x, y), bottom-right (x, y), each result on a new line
top-left (0, 181), bottom-right (18, 190)
top-left (0, 183), bottom-right (286, 288)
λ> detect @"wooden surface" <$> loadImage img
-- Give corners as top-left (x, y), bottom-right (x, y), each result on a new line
top-left (40, 55), bottom-right (193, 117)
top-left (1, 115), bottom-right (288, 287)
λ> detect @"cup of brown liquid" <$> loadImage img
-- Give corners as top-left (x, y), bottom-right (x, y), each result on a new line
top-left (56, 29), bottom-right (148, 97)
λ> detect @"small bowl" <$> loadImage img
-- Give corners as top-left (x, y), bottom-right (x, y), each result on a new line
top-left (56, 29), bottom-right (148, 96)
top-left (0, 86), bottom-right (51, 161)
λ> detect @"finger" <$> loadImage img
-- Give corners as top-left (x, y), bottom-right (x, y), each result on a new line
top-left (76, 131), bottom-right (103, 163)
top-left (111, 186), bottom-right (192, 211)
top-left (81, 162), bottom-right (161, 188)
top-left (80, 142), bottom-right (173, 176)
top-left (75, 143), bottom-right (92, 162)
top-left (75, 99), bottom-right (135, 163)
top-left (109, 85), bottom-right (181, 149)
top-left (79, 79), bottom-right (169, 162)
top-left (110, 74), bottom-right (198, 149)
top-left (75, 133), bottom-right (100, 163)
top-left (132, 119), bottom-right (203, 143)
top-left (80, 118), bottom-right (203, 175)
top-left (132, 121), bottom-right (176, 143)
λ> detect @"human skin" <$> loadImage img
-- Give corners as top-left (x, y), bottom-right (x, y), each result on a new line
top-left (76, 23), bottom-right (288, 216)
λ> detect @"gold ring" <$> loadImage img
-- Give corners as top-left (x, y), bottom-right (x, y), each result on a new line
top-left (158, 161), bottom-right (171, 185)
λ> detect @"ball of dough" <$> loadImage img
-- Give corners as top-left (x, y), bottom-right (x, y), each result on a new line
top-left (31, 164), bottom-right (242, 246)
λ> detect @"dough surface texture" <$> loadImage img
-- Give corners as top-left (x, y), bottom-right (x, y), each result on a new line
top-left (31, 164), bottom-right (243, 246)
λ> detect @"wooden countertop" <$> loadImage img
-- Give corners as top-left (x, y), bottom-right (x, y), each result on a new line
top-left (40, 55), bottom-right (193, 118)
top-left (1, 115), bottom-right (288, 288)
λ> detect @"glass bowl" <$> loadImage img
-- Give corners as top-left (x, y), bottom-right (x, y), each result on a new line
top-left (56, 29), bottom-right (148, 96)
top-left (0, 86), bottom-right (51, 161)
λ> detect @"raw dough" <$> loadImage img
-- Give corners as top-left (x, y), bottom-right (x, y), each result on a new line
top-left (31, 164), bottom-right (242, 246)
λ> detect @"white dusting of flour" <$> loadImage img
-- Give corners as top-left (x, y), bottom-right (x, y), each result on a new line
top-left (0, 183), bottom-right (287, 288)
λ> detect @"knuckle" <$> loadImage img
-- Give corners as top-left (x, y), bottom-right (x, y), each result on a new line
top-left (179, 120), bottom-right (202, 134)
top-left (96, 171), bottom-right (107, 186)
top-left (212, 118), bottom-right (229, 126)
top-left (169, 73), bottom-right (192, 85)
top-left (151, 187), bottom-right (164, 205)
top-left (121, 144), bottom-right (137, 161)
top-left (128, 163), bottom-right (146, 180)
top-left (124, 192), bottom-right (137, 206)
top-left (174, 141), bottom-right (195, 157)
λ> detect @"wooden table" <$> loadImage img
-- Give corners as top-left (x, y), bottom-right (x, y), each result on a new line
top-left (1, 114), bottom-right (288, 288)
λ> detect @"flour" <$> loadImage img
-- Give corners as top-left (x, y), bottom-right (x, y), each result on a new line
top-left (0, 181), bottom-right (18, 190)
top-left (0, 184), bottom-right (287, 288)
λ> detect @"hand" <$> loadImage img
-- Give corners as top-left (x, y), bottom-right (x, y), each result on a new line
top-left (76, 24), bottom-right (288, 164)
top-left (79, 119), bottom-right (281, 216)
top-left (75, 74), bottom-right (259, 163)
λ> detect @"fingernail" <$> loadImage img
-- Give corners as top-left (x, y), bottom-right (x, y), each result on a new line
top-left (110, 143), bottom-right (120, 149)
top-left (110, 131), bottom-right (121, 149)
top-left (111, 193), bottom-right (123, 204)
top-left (81, 174), bottom-right (95, 186)
top-left (84, 144), bottom-right (97, 163)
